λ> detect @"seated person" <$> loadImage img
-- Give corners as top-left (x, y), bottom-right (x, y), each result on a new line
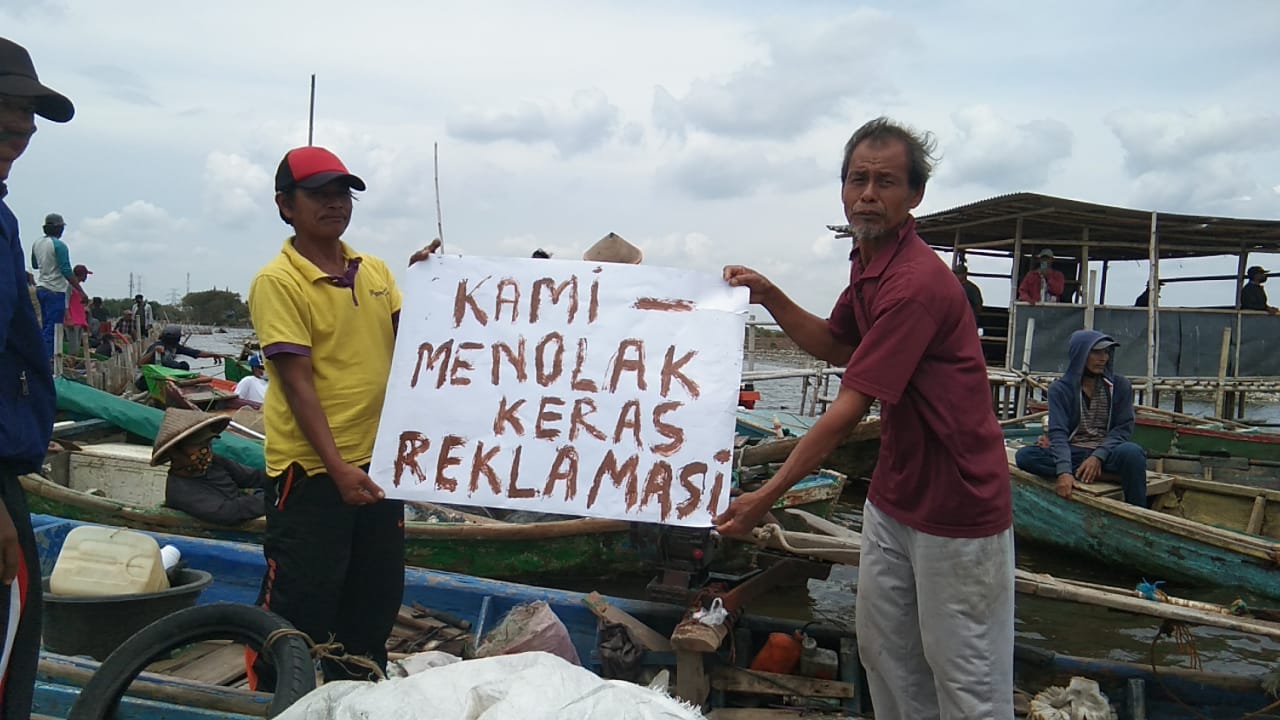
top-left (234, 353), bottom-right (268, 408)
top-left (1014, 329), bottom-right (1148, 506)
top-left (1017, 248), bottom-right (1066, 304)
top-left (140, 324), bottom-right (223, 370)
top-left (150, 407), bottom-right (266, 524)
top-left (114, 309), bottom-right (135, 337)
top-left (1240, 265), bottom-right (1278, 314)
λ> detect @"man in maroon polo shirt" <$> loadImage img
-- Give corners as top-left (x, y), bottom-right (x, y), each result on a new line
top-left (716, 117), bottom-right (1013, 719)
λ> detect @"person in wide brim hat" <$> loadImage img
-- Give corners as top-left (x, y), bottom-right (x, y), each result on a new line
top-left (151, 408), bottom-right (267, 526)
top-left (151, 408), bottom-right (231, 466)
top-left (582, 232), bottom-right (642, 264)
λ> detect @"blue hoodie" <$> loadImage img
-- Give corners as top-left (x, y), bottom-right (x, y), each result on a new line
top-left (1046, 328), bottom-right (1135, 477)
top-left (0, 197), bottom-right (55, 475)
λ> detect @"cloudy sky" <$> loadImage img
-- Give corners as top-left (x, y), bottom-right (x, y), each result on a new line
top-left (4, 0), bottom-right (1279, 314)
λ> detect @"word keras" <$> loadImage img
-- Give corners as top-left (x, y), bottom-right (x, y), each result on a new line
top-left (392, 396), bottom-right (730, 522)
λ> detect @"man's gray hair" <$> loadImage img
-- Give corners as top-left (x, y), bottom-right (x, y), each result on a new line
top-left (840, 117), bottom-right (938, 192)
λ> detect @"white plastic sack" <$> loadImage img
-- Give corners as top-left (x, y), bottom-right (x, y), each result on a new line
top-left (1028, 676), bottom-right (1117, 720)
top-left (275, 651), bottom-right (703, 720)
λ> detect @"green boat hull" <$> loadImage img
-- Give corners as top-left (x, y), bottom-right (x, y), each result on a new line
top-left (1131, 422), bottom-right (1280, 463)
top-left (23, 492), bottom-right (643, 580)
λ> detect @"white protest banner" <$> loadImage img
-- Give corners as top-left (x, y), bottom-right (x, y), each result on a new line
top-left (369, 255), bottom-right (748, 527)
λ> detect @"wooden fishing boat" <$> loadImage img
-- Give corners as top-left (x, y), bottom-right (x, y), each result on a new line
top-left (1131, 408), bottom-right (1280, 463)
top-left (30, 514), bottom-right (868, 718)
top-left (30, 514), bottom-right (1280, 719)
top-left (224, 357), bottom-right (252, 383)
top-left (25, 437), bottom-right (845, 580)
top-left (736, 408), bottom-right (819, 439)
top-left (1007, 445), bottom-right (1280, 600)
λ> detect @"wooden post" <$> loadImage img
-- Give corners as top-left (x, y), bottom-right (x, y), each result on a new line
top-left (1146, 212), bottom-right (1158, 400)
top-left (1016, 317), bottom-right (1036, 417)
top-left (1233, 243), bottom-right (1247, 388)
top-left (1215, 327), bottom-right (1231, 418)
top-left (1005, 217), bottom-right (1024, 369)
top-left (746, 314), bottom-right (757, 372)
top-left (810, 362), bottom-right (824, 416)
top-left (799, 375), bottom-right (809, 416)
top-left (52, 323), bottom-right (64, 377)
top-left (1078, 228), bottom-right (1089, 305)
top-left (1084, 269), bottom-right (1097, 329)
top-left (675, 650), bottom-right (710, 708)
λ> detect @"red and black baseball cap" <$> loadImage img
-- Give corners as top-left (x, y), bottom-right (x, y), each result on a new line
top-left (0, 37), bottom-right (74, 123)
top-left (274, 146), bottom-right (366, 193)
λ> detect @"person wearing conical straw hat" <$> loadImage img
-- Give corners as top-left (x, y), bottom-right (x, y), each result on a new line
top-left (582, 232), bottom-right (642, 264)
top-left (152, 408), bottom-right (266, 525)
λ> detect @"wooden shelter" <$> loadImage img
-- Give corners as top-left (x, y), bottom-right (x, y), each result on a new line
top-left (832, 192), bottom-right (1280, 417)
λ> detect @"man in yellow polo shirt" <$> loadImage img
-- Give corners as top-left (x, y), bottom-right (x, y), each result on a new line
top-left (247, 145), bottom-right (403, 688)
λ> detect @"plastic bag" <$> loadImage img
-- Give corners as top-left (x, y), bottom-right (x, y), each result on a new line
top-left (476, 601), bottom-right (581, 666)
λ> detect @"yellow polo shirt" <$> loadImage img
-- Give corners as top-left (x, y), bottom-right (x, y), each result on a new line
top-left (248, 237), bottom-right (402, 476)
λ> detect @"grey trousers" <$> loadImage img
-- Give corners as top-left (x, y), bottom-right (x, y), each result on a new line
top-left (855, 501), bottom-right (1015, 720)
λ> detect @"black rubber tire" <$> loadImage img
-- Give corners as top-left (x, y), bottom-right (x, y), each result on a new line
top-left (67, 602), bottom-right (316, 719)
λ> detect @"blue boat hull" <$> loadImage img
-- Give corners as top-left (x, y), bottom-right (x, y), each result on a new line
top-left (1010, 472), bottom-right (1280, 600)
top-left (29, 514), bottom-right (1277, 719)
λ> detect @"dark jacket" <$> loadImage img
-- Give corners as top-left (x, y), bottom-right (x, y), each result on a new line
top-left (165, 455), bottom-right (267, 525)
top-left (1241, 282), bottom-right (1268, 311)
top-left (1046, 329), bottom-right (1136, 477)
top-left (0, 197), bottom-right (55, 475)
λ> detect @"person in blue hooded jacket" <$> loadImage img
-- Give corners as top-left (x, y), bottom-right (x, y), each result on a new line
top-left (1014, 329), bottom-right (1148, 506)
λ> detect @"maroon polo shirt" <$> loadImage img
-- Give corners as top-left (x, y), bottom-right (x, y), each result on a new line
top-left (827, 217), bottom-right (1011, 538)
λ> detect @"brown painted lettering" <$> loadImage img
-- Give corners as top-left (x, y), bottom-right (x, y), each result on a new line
top-left (491, 338), bottom-right (527, 385)
top-left (612, 399), bottom-right (643, 447)
top-left (640, 461), bottom-right (673, 521)
top-left (543, 445), bottom-right (580, 501)
top-left (587, 451), bottom-right (640, 510)
top-left (535, 332), bottom-right (565, 386)
top-left (706, 469), bottom-right (726, 516)
top-left (434, 434), bottom-right (466, 492)
top-left (530, 277), bottom-right (578, 324)
top-left (570, 338), bottom-right (598, 392)
top-left (660, 345), bottom-right (700, 399)
top-left (493, 397), bottom-right (527, 436)
top-left (676, 462), bottom-right (707, 519)
top-left (469, 442), bottom-right (503, 495)
top-left (453, 277), bottom-right (490, 328)
top-left (607, 339), bottom-right (646, 392)
top-left (535, 396), bottom-right (565, 440)
top-left (494, 278), bottom-right (521, 323)
top-left (714, 449), bottom-right (732, 464)
top-left (449, 341), bottom-right (483, 386)
top-left (411, 340), bottom-right (453, 389)
top-left (651, 401), bottom-right (685, 456)
top-left (507, 445), bottom-right (536, 499)
top-left (588, 271), bottom-right (600, 324)
top-left (569, 397), bottom-right (607, 442)
top-left (393, 431), bottom-right (431, 487)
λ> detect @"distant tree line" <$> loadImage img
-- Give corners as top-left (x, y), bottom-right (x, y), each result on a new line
top-left (95, 289), bottom-right (250, 327)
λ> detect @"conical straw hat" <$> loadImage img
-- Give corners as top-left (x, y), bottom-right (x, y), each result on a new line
top-left (582, 232), bottom-right (642, 264)
top-left (151, 408), bottom-right (231, 466)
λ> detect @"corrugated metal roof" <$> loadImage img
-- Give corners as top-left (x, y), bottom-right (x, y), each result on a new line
top-left (830, 192), bottom-right (1280, 261)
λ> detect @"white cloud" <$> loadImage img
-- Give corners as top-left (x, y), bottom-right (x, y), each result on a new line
top-left (202, 152), bottom-right (272, 228)
top-left (448, 89), bottom-right (621, 156)
top-left (652, 9), bottom-right (906, 140)
top-left (944, 106), bottom-right (1073, 189)
top-left (1106, 107), bottom-right (1280, 175)
top-left (658, 147), bottom-right (825, 200)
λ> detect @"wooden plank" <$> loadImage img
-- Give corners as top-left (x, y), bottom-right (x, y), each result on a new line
top-left (170, 642), bottom-right (247, 686)
top-left (1247, 496), bottom-right (1268, 535)
top-left (675, 650), bottom-right (710, 707)
top-left (146, 641), bottom-right (226, 675)
top-left (583, 591), bottom-right (673, 652)
top-left (39, 654), bottom-right (271, 717)
top-left (710, 665), bottom-right (856, 699)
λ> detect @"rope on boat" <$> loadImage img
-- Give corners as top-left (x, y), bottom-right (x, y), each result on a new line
top-left (263, 627), bottom-right (387, 681)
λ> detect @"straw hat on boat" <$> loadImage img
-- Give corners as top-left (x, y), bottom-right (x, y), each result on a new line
top-left (151, 408), bottom-right (230, 465)
top-left (582, 232), bottom-right (642, 264)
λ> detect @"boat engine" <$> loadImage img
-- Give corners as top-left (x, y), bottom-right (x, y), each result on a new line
top-left (630, 524), bottom-right (720, 604)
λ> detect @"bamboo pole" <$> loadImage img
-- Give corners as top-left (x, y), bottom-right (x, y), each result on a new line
top-left (1078, 228), bottom-right (1089, 306)
top-left (1146, 211), bottom-right (1159, 401)
top-left (1216, 327), bottom-right (1232, 418)
top-left (1084, 269), bottom-right (1097, 329)
top-left (1005, 218), bottom-right (1023, 369)
top-left (1016, 317), bottom-right (1036, 417)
